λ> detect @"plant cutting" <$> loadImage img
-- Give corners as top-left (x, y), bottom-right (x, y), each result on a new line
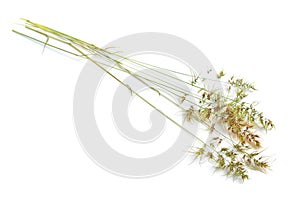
top-left (13, 19), bottom-right (275, 181)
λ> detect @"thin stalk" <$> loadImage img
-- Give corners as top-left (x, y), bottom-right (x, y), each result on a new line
top-left (14, 27), bottom-right (238, 152)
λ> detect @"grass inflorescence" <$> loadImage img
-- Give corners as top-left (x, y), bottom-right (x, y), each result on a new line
top-left (13, 19), bottom-right (274, 182)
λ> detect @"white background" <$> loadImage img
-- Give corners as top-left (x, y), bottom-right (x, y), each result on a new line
top-left (0, 0), bottom-right (299, 206)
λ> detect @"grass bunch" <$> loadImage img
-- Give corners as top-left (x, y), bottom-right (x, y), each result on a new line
top-left (13, 19), bottom-right (274, 181)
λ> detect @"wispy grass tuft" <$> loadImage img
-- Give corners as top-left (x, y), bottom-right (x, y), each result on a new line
top-left (13, 19), bottom-right (275, 181)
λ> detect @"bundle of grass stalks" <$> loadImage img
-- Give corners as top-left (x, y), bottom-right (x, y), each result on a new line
top-left (13, 19), bottom-right (274, 181)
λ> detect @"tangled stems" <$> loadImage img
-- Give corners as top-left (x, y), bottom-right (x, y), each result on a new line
top-left (13, 19), bottom-right (274, 181)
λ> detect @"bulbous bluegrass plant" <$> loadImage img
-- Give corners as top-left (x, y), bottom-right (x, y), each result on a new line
top-left (13, 19), bottom-right (275, 181)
